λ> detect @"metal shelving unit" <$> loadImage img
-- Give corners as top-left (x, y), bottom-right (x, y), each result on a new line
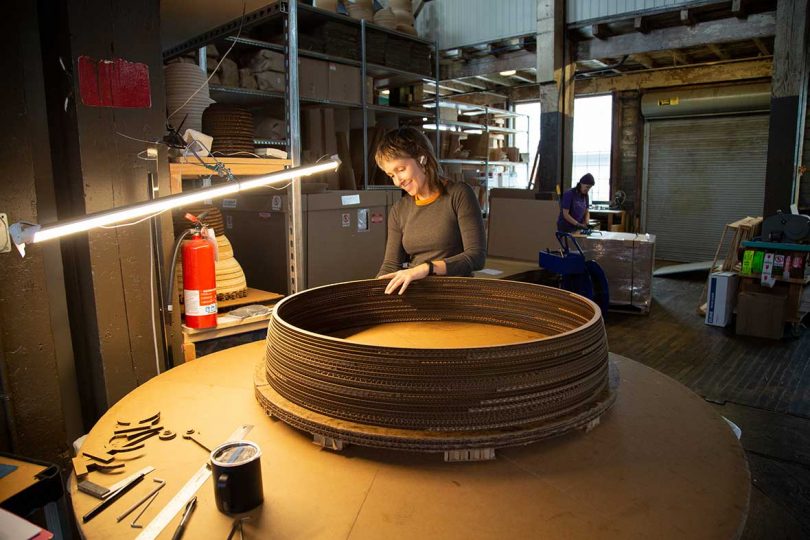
top-left (429, 101), bottom-right (530, 209)
top-left (163, 0), bottom-right (440, 290)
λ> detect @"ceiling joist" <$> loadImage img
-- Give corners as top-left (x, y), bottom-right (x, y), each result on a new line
top-left (576, 11), bottom-right (775, 61)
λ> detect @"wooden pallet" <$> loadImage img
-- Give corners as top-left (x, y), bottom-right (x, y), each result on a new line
top-left (697, 216), bottom-right (763, 315)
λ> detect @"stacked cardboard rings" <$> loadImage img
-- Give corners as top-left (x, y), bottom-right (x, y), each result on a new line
top-left (255, 278), bottom-right (618, 452)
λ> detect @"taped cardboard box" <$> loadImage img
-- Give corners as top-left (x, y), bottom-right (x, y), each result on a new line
top-left (299, 58), bottom-right (329, 101)
top-left (736, 291), bottom-right (785, 339)
top-left (461, 134), bottom-right (490, 159)
top-left (328, 63), bottom-right (361, 104)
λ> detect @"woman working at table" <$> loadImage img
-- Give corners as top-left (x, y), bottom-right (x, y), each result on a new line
top-left (557, 173), bottom-right (595, 232)
top-left (374, 127), bottom-right (486, 295)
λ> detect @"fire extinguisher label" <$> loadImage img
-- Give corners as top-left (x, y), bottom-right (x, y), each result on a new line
top-left (184, 289), bottom-right (218, 316)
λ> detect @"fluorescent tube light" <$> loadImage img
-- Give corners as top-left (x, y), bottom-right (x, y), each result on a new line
top-left (10, 157), bottom-right (341, 256)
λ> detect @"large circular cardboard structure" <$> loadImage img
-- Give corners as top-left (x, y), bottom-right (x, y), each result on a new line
top-left (255, 278), bottom-right (617, 451)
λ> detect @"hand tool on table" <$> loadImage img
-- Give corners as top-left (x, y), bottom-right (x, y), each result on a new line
top-left (77, 465), bottom-right (155, 500)
top-left (136, 424), bottom-right (253, 540)
top-left (170, 495), bottom-right (197, 540)
top-left (226, 517), bottom-right (250, 540)
top-left (82, 472), bottom-right (146, 523)
top-left (116, 478), bottom-right (166, 522)
top-left (131, 489), bottom-right (162, 528)
top-left (183, 429), bottom-right (212, 452)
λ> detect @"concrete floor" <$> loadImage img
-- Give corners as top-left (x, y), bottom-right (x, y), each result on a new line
top-left (604, 273), bottom-right (810, 539)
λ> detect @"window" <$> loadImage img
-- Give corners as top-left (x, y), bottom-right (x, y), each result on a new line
top-left (513, 101), bottom-right (541, 188)
top-left (572, 95), bottom-right (612, 202)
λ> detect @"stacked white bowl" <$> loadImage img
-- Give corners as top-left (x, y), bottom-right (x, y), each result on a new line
top-left (165, 63), bottom-right (214, 133)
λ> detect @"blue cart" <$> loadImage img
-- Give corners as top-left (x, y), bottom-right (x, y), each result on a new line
top-left (539, 232), bottom-right (610, 313)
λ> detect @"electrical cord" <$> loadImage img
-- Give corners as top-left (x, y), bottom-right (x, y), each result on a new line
top-left (99, 210), bottom-right (167, 229)
top-left (149, 226), bottom-right (161, 376)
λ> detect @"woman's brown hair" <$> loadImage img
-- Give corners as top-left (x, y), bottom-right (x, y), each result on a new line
top-left (374, 127), bottom-right (446, 194)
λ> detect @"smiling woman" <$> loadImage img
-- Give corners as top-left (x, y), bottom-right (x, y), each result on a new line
top-left (374, 127), bottom-right (486, 295)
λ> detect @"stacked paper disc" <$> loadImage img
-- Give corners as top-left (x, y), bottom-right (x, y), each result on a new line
top-left (174, 206), bottom-right (248, 305)
top-left (165, 63), bottom-right (214, 133)
top-left (388, 0), bottom-right (417, 34)
top-left (373, 7), bottom-right (396, 29)
top-left (202, 104), bottom-right (256, 155)
top-left (214, 235), bottom-right (248, 300)
top-left (346, 0), bottom-right (373, 20)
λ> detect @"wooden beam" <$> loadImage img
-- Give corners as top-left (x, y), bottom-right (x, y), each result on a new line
top-left (634, 16), bottom-right (649, 34)
top-left (707, 43), bottom-right (730, 60)
top-left (764, 0), bottom-right (810, 215)
top-left (443, 49), bottom-right (537, 80)
top-left (449, 78), bottom-right (489, 90)
top-left (568, 58), bottom-right (772, 96)
top-left (425, 80), bottom-right (474, 93)
top-left (631, 53), bottom-right (656, 69)
top-left (475, 74), bottom-right (515, 87)
top-left (680, 9), bottom-right (696, 27)
top-left (536, 0), bottom-right (563, 84)
top-left (592, 23), bottom-right (610, 39)
top-left (511, 71), bottom-right (536, 84)
top-left (576, 11), bottom-right (776, 61)
top-left (671, 50), bottom-right (690, 65)
top-left (753, 37), bottom-right (770, 55)
top-left (732, 0), bottom-right (747, 19)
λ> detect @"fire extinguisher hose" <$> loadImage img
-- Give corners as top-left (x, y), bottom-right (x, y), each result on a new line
top-left (165, 229), bottom-right (193, 313)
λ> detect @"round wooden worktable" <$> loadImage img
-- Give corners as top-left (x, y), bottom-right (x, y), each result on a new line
top-left (70, 341), bottom-right (749, 539)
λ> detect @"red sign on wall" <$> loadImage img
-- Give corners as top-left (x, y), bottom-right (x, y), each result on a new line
top-left (77, 56), bottom-right (151, 108)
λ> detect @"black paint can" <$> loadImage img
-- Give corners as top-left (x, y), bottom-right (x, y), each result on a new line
top-left (210, 440), bottom-right (264, 514)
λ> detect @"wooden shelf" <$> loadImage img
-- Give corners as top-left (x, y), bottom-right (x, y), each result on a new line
top-left (217, 287), bottom-right (284, 309)
top-left (169, 157), bottom-right (291, 194)
top-left (180, 287), bottom-right (284, 361)
top-left (738, 272), bottom-right (810, 285)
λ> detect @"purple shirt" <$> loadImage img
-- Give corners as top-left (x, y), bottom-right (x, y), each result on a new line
top-left (557, 188), bottom-right (589, 232)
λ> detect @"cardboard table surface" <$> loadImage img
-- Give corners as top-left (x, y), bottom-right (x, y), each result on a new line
top-left (71, 341), bottom-right (749, 539)
top-left (0, 456), bottom-right (48, 503)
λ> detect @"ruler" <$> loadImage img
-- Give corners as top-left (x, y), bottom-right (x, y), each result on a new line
top-left (135, 424), bottom-right (253, 540)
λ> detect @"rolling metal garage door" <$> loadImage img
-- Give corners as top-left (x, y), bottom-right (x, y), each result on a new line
top-left (643, 114), bottom-right (769, 262)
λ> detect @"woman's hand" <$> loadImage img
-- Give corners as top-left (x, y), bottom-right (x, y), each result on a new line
top-left (379, 264), bottom-right (429, 295)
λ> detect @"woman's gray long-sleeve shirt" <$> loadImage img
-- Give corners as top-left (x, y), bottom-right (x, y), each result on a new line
top-left (376, 182), bottom-right (487, 277)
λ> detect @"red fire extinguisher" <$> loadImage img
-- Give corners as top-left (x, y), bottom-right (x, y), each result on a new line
top-left (182, 216), bottom-right (217, 329)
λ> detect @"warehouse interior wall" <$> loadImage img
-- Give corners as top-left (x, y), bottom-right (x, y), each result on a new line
top-left (0, 0), bottom-right (172, 465)
top-left (0, 0), bottom-right (80, 462)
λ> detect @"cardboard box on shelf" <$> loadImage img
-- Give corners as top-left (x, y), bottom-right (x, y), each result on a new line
top-left (255, 71), bottom-right (285, 92)
top-left (328, 62), bottom-right (362, 104)
top-left (299, 58), bottom-right (329, 101)
top-left (247, 49), bottom-right (285, 73)
top-left (504, 147), bottom-right (521, 162)
top-left (439, 106), bottom-right (458, 123)
top-left (366, 77), bottom-right (374, 104)
top-left (461, 133), bottom-right (490, 159)
top-left (705, 272), bottom-right (739, 327)
top-left (736, 291), bottom-right (785, 339)
top-left (488, 147), bottom-right (506, 161)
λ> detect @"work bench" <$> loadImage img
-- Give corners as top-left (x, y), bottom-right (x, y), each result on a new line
top-left (69, 341), bottom-right (749, 539)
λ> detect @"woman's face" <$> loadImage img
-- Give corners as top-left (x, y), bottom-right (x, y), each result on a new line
top-left (579, 183), bottom-right (593, 195)
top-left (379, 156), bottom-right (429, 198)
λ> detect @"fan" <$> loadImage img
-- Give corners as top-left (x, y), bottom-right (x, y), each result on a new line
top-left (611, 190), bottom-right (627, 210)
